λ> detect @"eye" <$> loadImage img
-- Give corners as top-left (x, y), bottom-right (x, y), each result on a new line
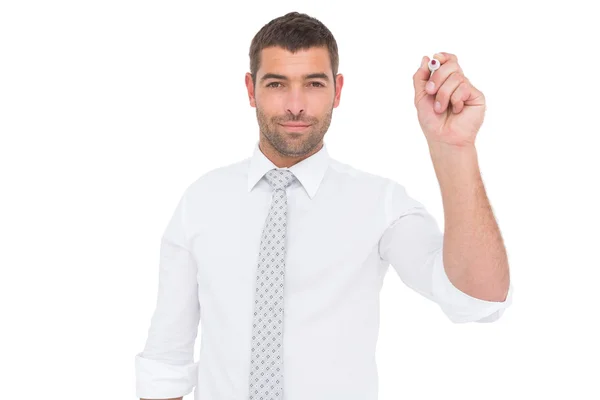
top-left (310, 82), bottom-right (325, 87)
top-left (266, 82), bottom-right (282, 88)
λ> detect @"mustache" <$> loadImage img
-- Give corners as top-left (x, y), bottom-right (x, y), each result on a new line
top-left (274, 116), bottom-right (316, 124)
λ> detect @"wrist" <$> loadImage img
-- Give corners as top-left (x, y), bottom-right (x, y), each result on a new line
top-left (427, 140), bottom-right (481, 187)
top-left (427, 140), bottom-right (477, 157)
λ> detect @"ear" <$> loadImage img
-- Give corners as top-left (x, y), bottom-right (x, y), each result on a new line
top-left (333, 73), bottom-right (344, 108)
top-left (245, 72), bottom-right (256, 108)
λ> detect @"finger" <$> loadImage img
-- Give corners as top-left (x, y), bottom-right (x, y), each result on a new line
top-left (449, 81), bottom-right (471, 113)
top-left (463, 80), bottom-right (486, 107)
top-left (434, 71), bottom-right (466, 113)
top-left (413, 55), bottom-right (431, 97)
top-left (427, 60), bottom-right (463, 96)
top-left (432, 52), bottom-right (458, 65)
top-left (427, 52), bottom-right (462, 91)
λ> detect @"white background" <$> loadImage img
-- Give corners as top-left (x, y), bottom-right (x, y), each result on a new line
top-left (1, 0), bottom-right (599, 399)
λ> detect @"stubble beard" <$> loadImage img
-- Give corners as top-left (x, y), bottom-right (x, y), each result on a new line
top-left (256, 104), bottom-right (333, 157)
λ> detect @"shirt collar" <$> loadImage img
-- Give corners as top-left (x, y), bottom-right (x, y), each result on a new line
top-left (247, 140), bottom-right (330, 199)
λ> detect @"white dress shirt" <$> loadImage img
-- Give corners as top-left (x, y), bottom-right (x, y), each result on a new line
top-left (135, 140), bottom-right (513, 400)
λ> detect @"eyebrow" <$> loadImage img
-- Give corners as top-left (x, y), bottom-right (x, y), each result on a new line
top-left (259, 73), bottom-right (330, 83)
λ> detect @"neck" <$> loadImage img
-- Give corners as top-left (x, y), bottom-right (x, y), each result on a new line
top-left (258, 138), bottom-right (323, 168)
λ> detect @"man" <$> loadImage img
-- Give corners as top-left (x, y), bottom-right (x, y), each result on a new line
top-left (135, 11), bottom-right (513, 400)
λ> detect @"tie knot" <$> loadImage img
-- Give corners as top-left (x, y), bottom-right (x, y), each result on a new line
top-left (265, 168), bottom-right (296, 191)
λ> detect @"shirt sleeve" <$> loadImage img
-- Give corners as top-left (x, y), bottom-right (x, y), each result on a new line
top-left (135, 189), bottom-right (201, 399)
top-left (378, 180), bottom-right (513, 324)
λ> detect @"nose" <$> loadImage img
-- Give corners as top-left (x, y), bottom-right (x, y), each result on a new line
top-left (284, 87), bottom-right (306, 117)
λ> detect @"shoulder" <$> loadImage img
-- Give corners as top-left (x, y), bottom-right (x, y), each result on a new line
top-left (328, 157), bottom-right (406, 196)
top-left (183, 157), bottom-right (250, 197)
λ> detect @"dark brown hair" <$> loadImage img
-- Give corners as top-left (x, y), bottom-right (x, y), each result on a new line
top-left (249, 12), bottom-right (339, 87)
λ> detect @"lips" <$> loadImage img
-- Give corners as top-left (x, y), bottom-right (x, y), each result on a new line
top-left (280, 123), bottom-right (311, 128)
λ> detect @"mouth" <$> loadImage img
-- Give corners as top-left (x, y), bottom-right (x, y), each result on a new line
top-left (279, 123), bottom-right (311, 132)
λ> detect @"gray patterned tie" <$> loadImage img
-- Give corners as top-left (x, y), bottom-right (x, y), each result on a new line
top-left (248, 168), bottom-right (296, 400)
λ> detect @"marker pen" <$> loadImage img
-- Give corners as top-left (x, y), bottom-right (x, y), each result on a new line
top-left (428, 58), bottom-right (440, 77)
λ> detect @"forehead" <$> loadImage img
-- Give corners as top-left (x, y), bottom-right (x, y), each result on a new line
top-left (259, 46), bottom-right (331, 75)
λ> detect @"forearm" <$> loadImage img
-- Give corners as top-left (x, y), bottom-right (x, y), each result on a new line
top-left (428, 142), bottom-right (510, 302)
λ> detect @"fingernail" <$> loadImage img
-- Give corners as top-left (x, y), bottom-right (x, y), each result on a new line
top-left (435, 101), bottom-right (441, 112)
top-left (426, 81), bottom-right (435, 92)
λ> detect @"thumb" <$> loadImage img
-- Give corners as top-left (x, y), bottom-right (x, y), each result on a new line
top-left (413, 56), bottom-right (431, 96)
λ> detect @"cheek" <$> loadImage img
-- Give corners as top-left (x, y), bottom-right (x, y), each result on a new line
top-left (312, 92), bottom-right (334, 110)
top-left (257, 96), bottom-right (282, 114)
top-left (257, 105), bottom-right (280, 125)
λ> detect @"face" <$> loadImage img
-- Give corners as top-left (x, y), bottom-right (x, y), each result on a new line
top-left (245, 46), bottom-right (344, 161)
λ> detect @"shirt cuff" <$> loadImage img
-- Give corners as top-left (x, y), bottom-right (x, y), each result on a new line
top-left (135, 352), bottom-right (198, 399)
top-left (431, 249), bottom-right (514, 323)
